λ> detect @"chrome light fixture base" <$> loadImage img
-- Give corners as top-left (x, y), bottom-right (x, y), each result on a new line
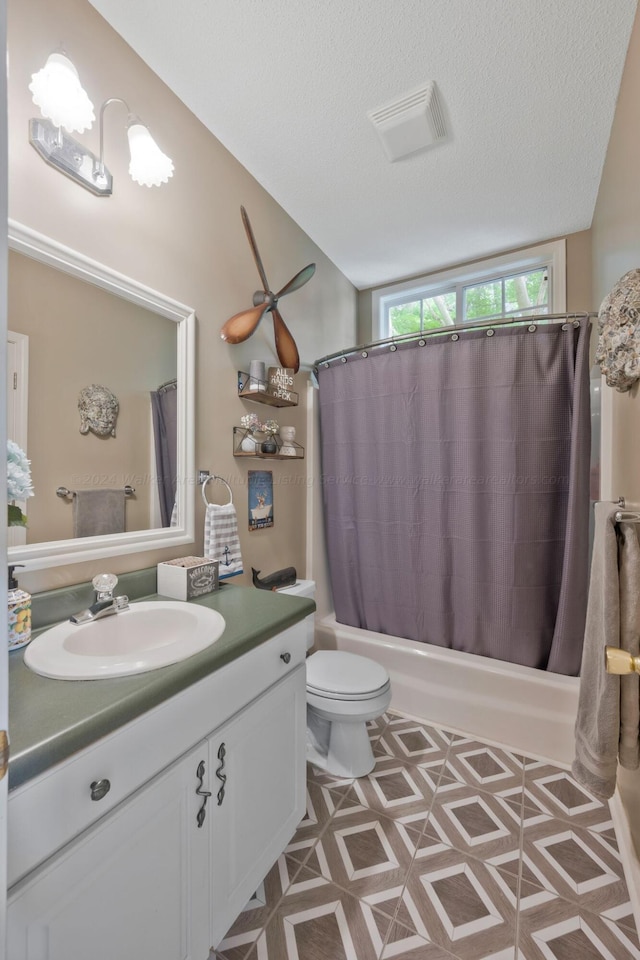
top-left (29, 117), bottom-right (112, 196)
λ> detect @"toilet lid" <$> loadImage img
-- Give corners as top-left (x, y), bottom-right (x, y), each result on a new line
top-left (306, 650), bottom-right (389, 697)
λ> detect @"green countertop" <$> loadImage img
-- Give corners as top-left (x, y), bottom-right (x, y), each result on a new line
top-left (8, 583), bottom-right (314, 791)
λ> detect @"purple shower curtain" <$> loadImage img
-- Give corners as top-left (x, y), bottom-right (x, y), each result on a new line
top-left (318, 320), bottom-right (591, 676)
top-left (151, 380), bottom-right (178, 527)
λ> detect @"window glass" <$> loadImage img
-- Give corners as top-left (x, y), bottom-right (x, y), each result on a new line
top-left (504, 269), bottom-right (548, 314)
top-left (424, 293), bottom-right (456, 327)
top-left (389, 300), bottom-right (421, 336)
top-left (464, 280), bottom-right (503, 321)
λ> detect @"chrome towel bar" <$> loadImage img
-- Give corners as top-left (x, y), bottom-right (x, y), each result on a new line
top-left (56, 485), bottom-right (135, 500)
top-left (615, 511), bottom-right (640, 524)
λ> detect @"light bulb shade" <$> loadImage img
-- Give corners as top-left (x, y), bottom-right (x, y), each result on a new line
top-left (127, 122), bottom-right (174, 187)
top-left (29, 53), bottom-right (95, 134)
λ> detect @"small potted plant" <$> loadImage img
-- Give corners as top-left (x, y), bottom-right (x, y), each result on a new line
top-left (260, 419), bottom-right (279, 455)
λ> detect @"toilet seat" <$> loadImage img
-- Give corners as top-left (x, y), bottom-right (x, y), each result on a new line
top-left (306, 650), bottom-right (390, 700)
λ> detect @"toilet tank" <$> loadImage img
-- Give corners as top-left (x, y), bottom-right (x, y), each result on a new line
top-left (277, 580), bottom-right (316, 649)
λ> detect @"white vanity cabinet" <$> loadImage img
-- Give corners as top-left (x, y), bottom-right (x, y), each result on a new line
top-left (7, 742), bottom-right (211, 960)
top-left (209, 663), bottom-right (306, 946)
top-left (7, 624), bottom-right (307, 959)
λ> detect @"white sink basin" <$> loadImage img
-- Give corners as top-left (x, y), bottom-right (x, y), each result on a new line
top-left (24, 601), bottom-right (225, 680)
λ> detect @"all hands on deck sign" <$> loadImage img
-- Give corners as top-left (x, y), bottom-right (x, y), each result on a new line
top-left (248, 470), bottom-right (274, 531)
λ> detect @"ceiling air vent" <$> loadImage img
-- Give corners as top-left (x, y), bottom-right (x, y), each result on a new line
top-left (368, 82), bottom-right (446, 162)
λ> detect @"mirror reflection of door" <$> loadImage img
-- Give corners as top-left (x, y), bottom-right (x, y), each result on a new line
top-left (6, 330), bottom-right (29, 547)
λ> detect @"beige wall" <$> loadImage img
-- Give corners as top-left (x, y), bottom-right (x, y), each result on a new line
top-left (8, 0), bottom-right (357, 593)
top-left (357, 229), bottom-right (593, 345)
top-left (591, 7), bottom-right (640, 851)
top-left (8, 250), bottom-right (176, 543)
top-left (592, 5), bottom-right (640, 504)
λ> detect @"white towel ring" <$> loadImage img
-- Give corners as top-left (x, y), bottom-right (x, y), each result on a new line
top-left (201, 474), bottom-right (233, 507)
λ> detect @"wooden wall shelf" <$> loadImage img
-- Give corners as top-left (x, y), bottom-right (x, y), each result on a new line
top-left (233, 427), bottom-right (304, 460)
top-left (237, 372), bottom-right (298, 408)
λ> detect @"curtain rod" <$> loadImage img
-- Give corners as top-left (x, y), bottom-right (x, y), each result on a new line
top-left (314, 311), bottom-right (596, 369)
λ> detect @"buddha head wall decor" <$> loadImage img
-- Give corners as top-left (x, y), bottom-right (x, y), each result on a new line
top-left (596, 268), bottom-right (640, 393)
top-left (78, 384), bottom-right (119, 437)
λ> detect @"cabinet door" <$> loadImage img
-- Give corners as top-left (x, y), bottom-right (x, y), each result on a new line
top-left (210, 665), bottom-right (306, 947)
top-left (8, 742), bottom-right (211, 960)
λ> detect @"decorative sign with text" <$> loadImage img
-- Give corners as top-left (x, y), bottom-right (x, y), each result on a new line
top-left (268, 367), bottom-right (295, 402)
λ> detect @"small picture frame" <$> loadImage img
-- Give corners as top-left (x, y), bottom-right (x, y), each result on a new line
top-left (248, 470), bottom-right (274, 531)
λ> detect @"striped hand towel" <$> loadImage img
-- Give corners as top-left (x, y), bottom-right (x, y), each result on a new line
top-left (204, 502), bottom-right (243, 579)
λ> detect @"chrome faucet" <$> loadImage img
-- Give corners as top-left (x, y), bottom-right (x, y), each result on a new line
top-left (70, 573), bottom-right (130, 625)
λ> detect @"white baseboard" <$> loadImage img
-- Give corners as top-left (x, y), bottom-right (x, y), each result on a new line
top-left (609, 790), bottom-right (640, 933)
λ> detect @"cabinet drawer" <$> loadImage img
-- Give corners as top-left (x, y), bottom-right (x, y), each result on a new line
top-left (8, 623), bottom-right (306, 886)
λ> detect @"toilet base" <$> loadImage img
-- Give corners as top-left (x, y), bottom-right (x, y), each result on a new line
top-left (307, 705), bottom-right (381, 778)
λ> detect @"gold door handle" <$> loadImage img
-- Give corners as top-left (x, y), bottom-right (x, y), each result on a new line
top-left (0, 731), bottom-right (9, 782)
top-left (605, 646), bottom-right (640, 675)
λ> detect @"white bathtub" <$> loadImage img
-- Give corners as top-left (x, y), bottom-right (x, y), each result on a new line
top-left (315, 614), bottom-right (580, 766)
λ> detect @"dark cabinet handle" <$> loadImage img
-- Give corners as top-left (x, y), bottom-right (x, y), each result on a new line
top-left (280, 652), bottom-right (291, 664)
top-left (216, 742), bottom-right (227, 806)
top-left (196, 760), bottom-right (212, 828)
top-left (90, 778), bottom-right (111, 802)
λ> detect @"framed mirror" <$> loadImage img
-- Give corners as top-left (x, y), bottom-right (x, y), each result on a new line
top-left (7, 220), bottom-right (195, 570)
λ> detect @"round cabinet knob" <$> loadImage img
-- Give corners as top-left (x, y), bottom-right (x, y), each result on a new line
top-left (90, 778), bottom-right (111, 801)
top-left (280, 652), bottom-right (291, 664)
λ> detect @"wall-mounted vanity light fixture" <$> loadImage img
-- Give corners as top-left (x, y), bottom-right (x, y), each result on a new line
top-left (28, 52), bottom-right (174, 197)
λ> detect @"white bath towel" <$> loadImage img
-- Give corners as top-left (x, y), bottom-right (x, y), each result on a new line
top-left (204, 502), bottom-right (243, 579)
top-left (572, 502), bottom-right (640, 800)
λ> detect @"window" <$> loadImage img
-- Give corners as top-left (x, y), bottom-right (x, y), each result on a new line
top-left (374, 240), bottom-right (566, 340)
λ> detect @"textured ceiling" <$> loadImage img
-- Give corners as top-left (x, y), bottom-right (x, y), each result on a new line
top-left (88, 0), bottom-right (637, 290)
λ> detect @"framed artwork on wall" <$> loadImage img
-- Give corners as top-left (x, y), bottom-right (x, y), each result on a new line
top-left (248, 470), bottom-right (274, 531)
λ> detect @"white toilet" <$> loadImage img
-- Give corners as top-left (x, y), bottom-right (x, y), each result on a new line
top-left (278, 580), bottom-right (392, 778)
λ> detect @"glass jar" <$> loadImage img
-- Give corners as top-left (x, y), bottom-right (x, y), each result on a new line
top-left (260, 437), bottom-right (278, 455)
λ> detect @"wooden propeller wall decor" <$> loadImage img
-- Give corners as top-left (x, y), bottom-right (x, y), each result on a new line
top-left (220, 206), bottom-right (315, 374)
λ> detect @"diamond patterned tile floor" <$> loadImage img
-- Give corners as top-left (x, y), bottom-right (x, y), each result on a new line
top-left (212, 711), bottom-right (639, 960)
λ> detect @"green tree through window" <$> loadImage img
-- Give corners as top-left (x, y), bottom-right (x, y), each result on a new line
top-left (386, 269), bottom-right (548, 336)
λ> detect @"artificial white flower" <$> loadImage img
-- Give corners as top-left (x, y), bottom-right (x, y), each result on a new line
top-left (7, 440), bottom-right (34, 526)
top-left (240, 412), bottom-right (261, 434)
